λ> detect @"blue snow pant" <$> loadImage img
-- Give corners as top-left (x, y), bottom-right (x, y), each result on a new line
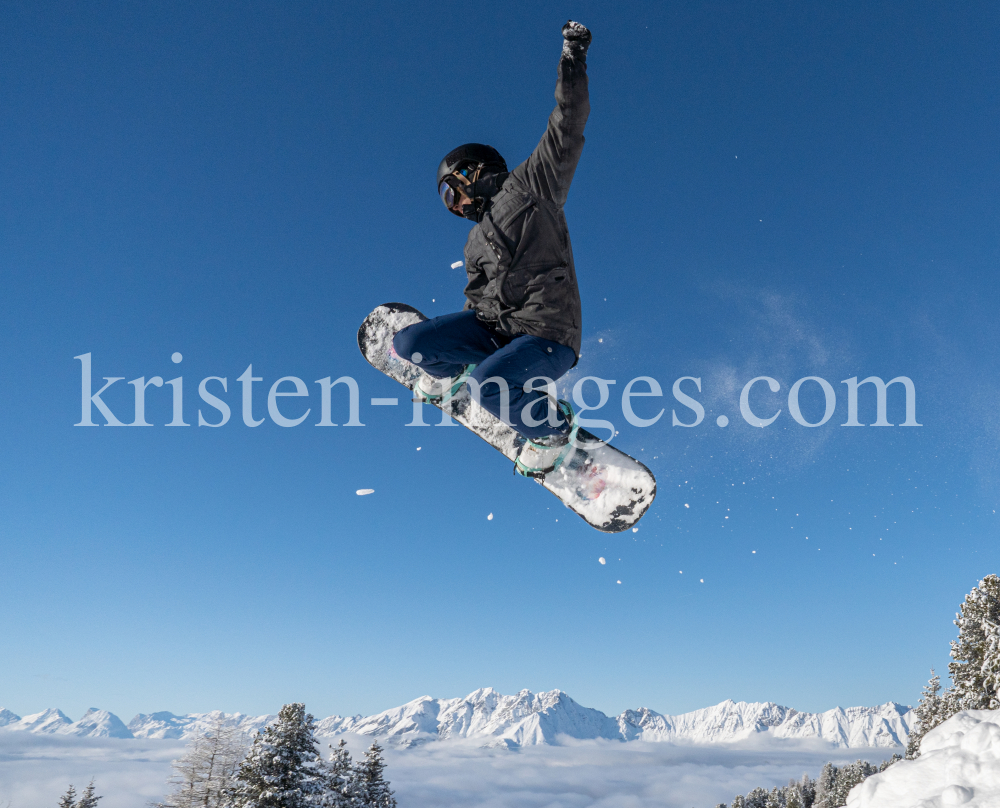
top-left (393, 310), bottom-right (577, 440)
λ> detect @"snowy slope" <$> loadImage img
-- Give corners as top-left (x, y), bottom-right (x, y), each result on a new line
top-left (1, 708), bottom-right (133, 738)
top-left (62, 708), bottom-right (133, 738)
top-left (317, 688), bottom-right (621, 747)
top-left (9, 708), bottom-right (74, 733)
top-left (1, 690), bottom-right (913, 748)
top-left (617, 700), bottom-right (911, 747)
top-left (847, 710), bottom-right (1000, 807)
top-left (433, 687), bottom-right (618, 746)
top-left (315, 689), bottom-right (909, 748)
top-left (128, 710), bottom-right (273, 739)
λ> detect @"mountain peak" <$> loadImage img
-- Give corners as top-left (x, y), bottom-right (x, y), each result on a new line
top-left (3, 691), bottom-right (916, 749)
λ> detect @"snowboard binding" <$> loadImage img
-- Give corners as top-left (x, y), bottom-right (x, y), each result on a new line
top-left (412, 364), bottom-right (477, 406)
top-left (514, 400), bottom-right (580, 480)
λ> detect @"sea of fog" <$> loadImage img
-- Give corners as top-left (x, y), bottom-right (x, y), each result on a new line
top-left (0, 732), bottom-right (901, 808)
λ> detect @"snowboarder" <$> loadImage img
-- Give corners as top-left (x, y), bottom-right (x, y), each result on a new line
top-left (393, 20), bottom-right (592, 479)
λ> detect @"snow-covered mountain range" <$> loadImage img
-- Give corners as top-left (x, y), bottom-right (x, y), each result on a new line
top-left (0, 707), bottom-right (132, 738)
top-left (0, 688), bottom-right (913, 748)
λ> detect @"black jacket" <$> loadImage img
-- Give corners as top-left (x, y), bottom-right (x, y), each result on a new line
top-left (462, 48), bottom-right (590, 359)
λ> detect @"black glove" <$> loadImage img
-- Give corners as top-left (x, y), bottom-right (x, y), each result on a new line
top-left (562, 20), bottom-right (591, 59)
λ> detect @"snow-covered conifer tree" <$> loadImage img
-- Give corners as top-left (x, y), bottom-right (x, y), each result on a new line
top-left (949, 574), bottom-right (1000, 710)
top-left (57, 785), bottom-right (77, 808)
top-left (354, 742), bottom-right (396, 808)
top-left (905, 670), bottom-right (955, 759)
top-left (764, 785), bottom-right (784, 808)
top-left (730, 795), bottom-right (745, 808)
top-left (228, 703), bottom-right (328, 808)
top-left (812, 763), bottom-right (837, 808)
top-left (981, 611), bottom-right (1000, 709)
top-left (75, 780), bottom-right (101, 808)
top-left (743, 787), bottom-right (769, 808)
top-left (154, 714), bottom-right (248, 808)
top-left (314, 739), bottom-right (357, 808)
top-left (796, 772), bottom-right (816, 808)
top-left (831, 760), bottom-right (874, 805)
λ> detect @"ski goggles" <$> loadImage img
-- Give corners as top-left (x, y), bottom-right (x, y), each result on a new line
top-left (438, 177), bottom-right (459, 209)
top-left (438, 169), bottom-right (473, 210)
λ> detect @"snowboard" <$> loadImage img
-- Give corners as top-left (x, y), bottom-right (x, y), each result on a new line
top-left (358, 303), bottom-right (656, 533)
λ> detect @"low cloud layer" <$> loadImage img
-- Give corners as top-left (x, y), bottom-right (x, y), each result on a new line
top-left (381, 735), bottom-right (895, 808)
top-left (0, 731), bottom-right (899, 808)
top-left (0, 733), bottom-right (185, 808)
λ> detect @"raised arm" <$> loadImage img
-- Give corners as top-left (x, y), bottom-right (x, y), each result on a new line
top-left (510, 21), bottom-right (591, 207)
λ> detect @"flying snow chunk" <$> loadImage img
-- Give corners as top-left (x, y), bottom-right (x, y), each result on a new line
top-left (356, 489), bottom-right (375, 496)
top-left (684, 504), bottom-right (690, 508)
top-left (451, 260), bottom-right (464, 269)
top-left (487, 513), bottom-right (493, 521)
top-left (599, 557), bottom-right (606, 565)
top-left (632, 527), bottom-right (638, 533)
top-left (616, 580), bottom-right (621, 584)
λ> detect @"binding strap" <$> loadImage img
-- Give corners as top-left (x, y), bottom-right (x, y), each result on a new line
top-left (413, 364), bottom-right (477, 405)
top-left (514, 400), bottom-right (578, 479)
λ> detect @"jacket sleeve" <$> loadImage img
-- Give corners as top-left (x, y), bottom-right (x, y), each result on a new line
top-left (510, 50), bottom-right (590, 207)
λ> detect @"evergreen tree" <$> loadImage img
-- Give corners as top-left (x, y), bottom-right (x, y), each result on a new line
top-left (76, 780), bottom-right (101, 808)
top-left (355, 742), bottom-right (396, 808)
top-left (316, 740), bottom-right (357, 808)
top-left (154, 714), bottom-right (248, 808)
top-left (905, 670), bottom-right (956, 759)
top-left (830, 760), bottom-right (875, 806)
top-left (949, 574), bottom-right (1000, 710)
top-left (907, 670), bottom-right (940, 756)
top-left (786, 774), bottom-right (816, 808)
top-left (228, 703), bottom-right (328, 808)
top-left (797, 772), bottom-right (816, 808)
top-left (878, 754), bottom-right (902, 772)
top-left (812, 763), bottom-right (837, 808)
top-left (57, 785), bottom-right (77, 808)
top-left (726, 761), bottom-right (895, 808)
top-left (982, 614), bottom-right (1000, 709)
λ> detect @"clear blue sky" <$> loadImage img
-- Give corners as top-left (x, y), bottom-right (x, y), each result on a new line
top-left (1, 0), bottom-right (998, 723)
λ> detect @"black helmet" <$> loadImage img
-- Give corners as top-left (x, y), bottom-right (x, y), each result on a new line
top-left (437, 143), bottom-right (507, 188)
top-left (437, 143), bottom-right (508, 219)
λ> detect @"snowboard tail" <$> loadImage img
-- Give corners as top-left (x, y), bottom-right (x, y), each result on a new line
top-left (358, 303), bottom-right (656, 533)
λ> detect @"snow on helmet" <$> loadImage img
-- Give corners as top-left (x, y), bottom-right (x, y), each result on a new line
top-left (437, 143), bottom-right (507, 189)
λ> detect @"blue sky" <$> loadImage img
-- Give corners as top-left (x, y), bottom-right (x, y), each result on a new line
top-left (1, 0), bottom-right (998, 723)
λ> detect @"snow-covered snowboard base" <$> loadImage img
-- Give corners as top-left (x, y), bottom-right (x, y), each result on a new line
top-left (358, 303), bottom-right (656, 533)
